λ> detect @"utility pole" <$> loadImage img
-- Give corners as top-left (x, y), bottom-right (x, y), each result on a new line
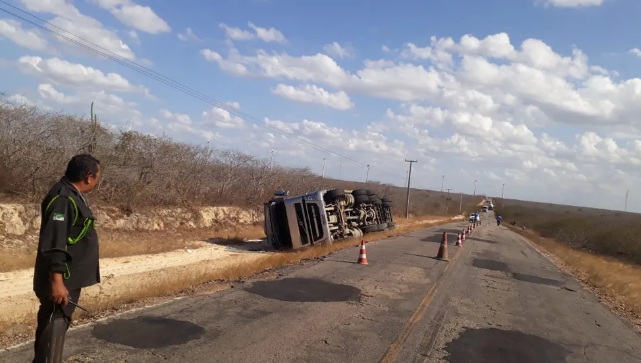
top-left (625, 189), bottom-right (629, 212)
top-left (502, 183), bottom-right (505, 199)
top-left (269, 150), bottom-right (274, 169)
top-left (322, 158), bottom-right (326, 178)
top-left (365, 164), bottom-right (370, 183)
top-left (404, 159), bottom-right (417, 218)
top-left (441, 175), bottom-right (444, 192)
top-left (445, 188), bottom-right (452, 215)
top-left (459, 192), bottom-right (463, 212)
top-left (474, 179), bottom-right (477, 196)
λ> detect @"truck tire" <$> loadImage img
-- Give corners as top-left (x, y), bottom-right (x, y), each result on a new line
top-left (382, 201), bottom-right (392, 207)
top-left (387, 222), bottom-right (396, 228)
top-left (352, 189), bottom-right (368, 196)
top-left (354, 195), bottom-right (370, 205)
top-left (323, 189), bottom-right (345, 203)
top-left (369, 197), bottom-right (382, 205)
top-left (366, 189), bottom-right (376, 196)
top-left (377, 223), bottom-right (388, 231)
top-left (361, 225), bottom-right (378, 233)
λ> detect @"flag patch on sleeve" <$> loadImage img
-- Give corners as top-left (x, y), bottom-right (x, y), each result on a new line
top-left (53, 213), bottom-right (65, 221)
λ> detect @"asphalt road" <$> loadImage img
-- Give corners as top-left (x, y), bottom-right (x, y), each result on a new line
top-left (3, 212), bottom-right (641, 362)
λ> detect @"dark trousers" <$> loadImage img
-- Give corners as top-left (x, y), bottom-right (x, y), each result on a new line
top-left (33, 289), bottom-right (81, 363)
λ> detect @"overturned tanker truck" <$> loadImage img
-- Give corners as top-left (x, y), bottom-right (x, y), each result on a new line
top-left (263, 188), bottom-right (396, 250)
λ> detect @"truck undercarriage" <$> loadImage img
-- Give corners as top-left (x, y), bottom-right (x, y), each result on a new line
top-left (263, 188), bottom-right (396, 250)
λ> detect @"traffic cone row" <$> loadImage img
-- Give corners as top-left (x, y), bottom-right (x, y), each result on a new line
top-left (356, 222), bottom-right (477, 265)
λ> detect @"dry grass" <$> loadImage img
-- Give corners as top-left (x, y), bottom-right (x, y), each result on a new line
top-left (99, 224), bottom-right (266, 258)
top-left (509, 226), bottom-right (641, 330)
top-left (0, 225), bottom-right (267, 273)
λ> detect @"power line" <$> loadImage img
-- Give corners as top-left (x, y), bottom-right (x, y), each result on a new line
top-left (0, 1), bottom-right (400, 179)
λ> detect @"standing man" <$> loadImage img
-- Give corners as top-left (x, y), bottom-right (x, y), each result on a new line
top-left (32, 154), bottom-right (102, 363)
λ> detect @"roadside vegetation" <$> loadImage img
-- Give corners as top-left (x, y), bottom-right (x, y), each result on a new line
top-left (495, 199), bottom-right (641, 265)
top-left (0, 98), bottom-right (481, 217)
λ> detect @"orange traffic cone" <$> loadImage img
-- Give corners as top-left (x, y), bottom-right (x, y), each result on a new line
top-left (456, 232), bottom-right (462, 247)
top-left (462, 229), bottom-right (466, 241)
top-left (357, 240), bottom-right (368, 265)
top-left (436, 232), bottom-right (449, 260)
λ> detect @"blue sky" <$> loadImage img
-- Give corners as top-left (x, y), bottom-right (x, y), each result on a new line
top-left (2, 0), bottom-right (641, 212)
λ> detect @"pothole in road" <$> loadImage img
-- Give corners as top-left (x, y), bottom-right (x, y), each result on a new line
top-left (92, 316), bottom-right (206, 349)
top-left (245, 277), bottom-right (361, 302)
top-left (444, 328), bottom-right (569, 363)
top-left (511, 273), bottom-right (564, 287)
top-left (472, 259), bottom-right (510, 272)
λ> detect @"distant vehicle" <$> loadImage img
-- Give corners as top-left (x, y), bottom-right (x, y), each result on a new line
top-left (469, 213), bottom-right (477, 223)
top-left (482, 206), bottom-right (488, 212)
top-left (263, 188), bottom-right (395, 250)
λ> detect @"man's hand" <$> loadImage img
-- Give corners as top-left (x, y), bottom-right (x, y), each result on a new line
top-left (50, 272), bottom-right (69, 305)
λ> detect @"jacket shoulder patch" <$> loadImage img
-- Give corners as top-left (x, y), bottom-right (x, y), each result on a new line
top-left (52, 213), bottom-right (65, 222)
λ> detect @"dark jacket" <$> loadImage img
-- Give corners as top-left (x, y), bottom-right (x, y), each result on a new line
top-left (33, 178), bottom-right (100, 295)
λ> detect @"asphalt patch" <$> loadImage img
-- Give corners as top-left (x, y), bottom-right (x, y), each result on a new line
top-left (245, 277), bottom-right (361, 302)
top-left (444, 328), bottom-right (569, 363)
top-left (472, 258), bottom-right (510, 272)
top-left (92, 316), bottom-right (206, 349)
top-left (512, 273), bottom-right (564, 287)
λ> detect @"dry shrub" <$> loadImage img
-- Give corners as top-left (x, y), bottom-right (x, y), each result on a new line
top-left (0, 99), bottom-right (485, 215)
top-left (496, 200), bottom-right (641, 265)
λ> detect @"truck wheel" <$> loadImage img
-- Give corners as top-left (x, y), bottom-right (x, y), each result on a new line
top-left (352, 189), bottom-right (368, 196)
top-left (354, 195), bottom-right (370, 205)
top-left (323, 189), bottom-right (345, 203)
top-left (361, 225), bottom-right (378, 233)
top-left (377, 223), bottom-right (388, 231)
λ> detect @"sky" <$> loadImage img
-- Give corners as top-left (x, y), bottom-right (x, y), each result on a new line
top-left (2, 0), bottom-right (641, 212)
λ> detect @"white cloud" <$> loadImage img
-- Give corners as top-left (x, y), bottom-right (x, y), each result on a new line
top-left (161, 109), bottom-right (192, 125)
top-left (248, 22), bottom-right (286, 43)
top-left (542, 0), bottom-right (604, 8)
top-left (202, 107), bottom-right (245, 129)
top-left (6, 93), bottom-right (37, 107)
top-left (0, 19), bottom-right (49, 51)
top-left (629, 48), bottom-right (641, 58)
top-left (219, 22), bottom-right (286, 43)
top-left (225, 101), bottom-right (241, 109)
top-left (127, 30), bottom-right (140, 44)
top-left (272, 84), bottom-right (354, 110)
top-left (323, 42), bottom-right (354, 58)
top-left (36, 83), bottom-right (142, 121)
top-left (17, 56), bottom-right (149, 95)
top-left (19, 0), bottom-right (136, 60)
top-left (261, 117), bottom-right (407, 161)
top-left (91, 0), bottom-right (171, 34)
top-left (177, 27), bottom-right (203, 42)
